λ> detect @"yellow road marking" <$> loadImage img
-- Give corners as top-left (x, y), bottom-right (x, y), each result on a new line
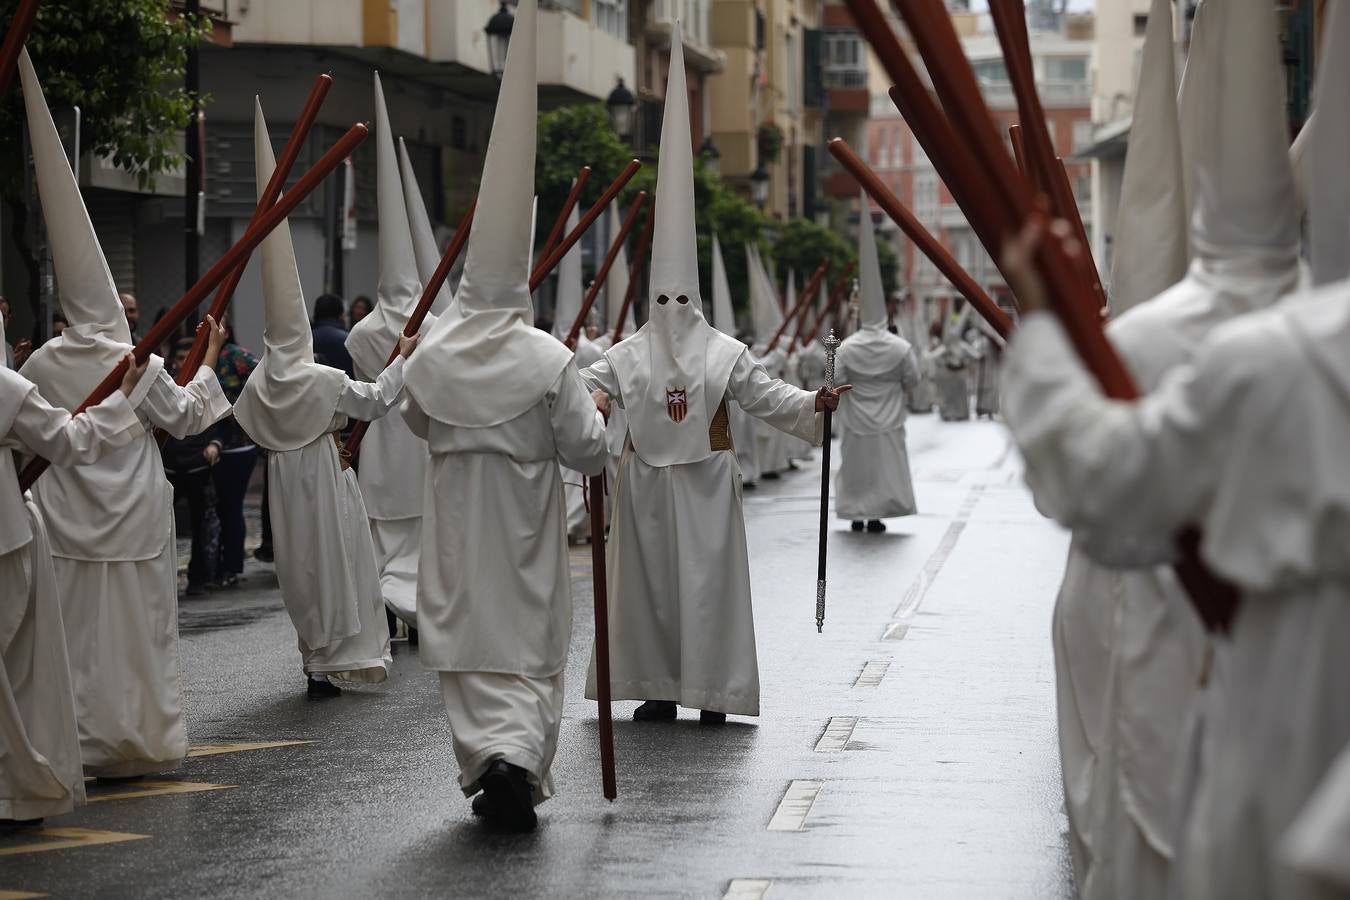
top-left (0, 891), bottom-right (47, 898)
top-left (86, 780), bottom-right (234, 803)
top-left (187, 740), bottom-right (314, 758)
top-left (0, 827), bottom-right (149, 857)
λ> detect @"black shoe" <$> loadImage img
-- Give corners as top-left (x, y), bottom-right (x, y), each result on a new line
top-left (478, 760), bottom-right (537, 832)
top-left (699, 710), bottom-right (727, 725)
top-left (787, 461), bottom-right (799, 470)
top-left (762, 471), bottom-right (781, 481)
top-left (0, 817), bottom-right (43, 831)
top-left (215, 573), bottom-right (240, 589)
top-left (633, 700), bottom-right (677, 721)
top-left (866, 520), bottom-right (887, 533)
top-left (307, 675), bottom-right (341, 698)
top-left (743, 480), bottom-right (758, 490)
top-left (471, 791), bottom-right (496, 817)
top-left (253, 544), bottom-right (274, 563)
top-left (851, 520), bottom-right (864, 532)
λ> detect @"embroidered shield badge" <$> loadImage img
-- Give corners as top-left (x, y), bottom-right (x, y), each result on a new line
top-left (666, 387), bottom-right (688, 423)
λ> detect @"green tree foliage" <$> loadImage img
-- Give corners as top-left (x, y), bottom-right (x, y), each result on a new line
top-left (771, 218), bottom-right (856, 299)
top-left (535, 103), bottom-right (772, 324)
top-left (0, 0), bottom-right (209, 198)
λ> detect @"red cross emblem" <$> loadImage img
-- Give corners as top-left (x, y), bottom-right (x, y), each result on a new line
top-left (666, 387), bottom-right (688, 423)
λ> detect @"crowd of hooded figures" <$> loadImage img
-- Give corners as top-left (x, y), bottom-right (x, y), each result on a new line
top-left (7, 0), bottom-right (1350, 897)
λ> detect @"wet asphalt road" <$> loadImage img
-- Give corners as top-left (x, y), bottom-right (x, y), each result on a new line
top-left (2, 414), bottom-right (1074, 899)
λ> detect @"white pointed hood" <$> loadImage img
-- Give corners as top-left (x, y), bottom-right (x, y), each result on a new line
top-left (1189, 0), bottom-right (1298, 266)
top-left (398, 137), bottom-right (455, 316)
top-left (603, 21), bottom-right (746, 468)
top-left (551, 195), bottom-right (583, 339)
top-left (232, 99), bottom-right (347, 452)
top-left (1108, 0), bottom-right (1187, 314)
top-left (747, 243), bottom-right (783, 348)
top-left (346, 72), bottom-right (424, 378)
top-left (839, 193), bottom-right (911, 376)
top-left (710, 233), bottom-right (736, 336)
top-left (1308, 0), bottom-right (1350, 286)
top-left (603, 203), bottom-right (630, 335)
top-left (403, 0), bottom-right (571, 428)
top-left (16, 49), bottom-right (161, 411)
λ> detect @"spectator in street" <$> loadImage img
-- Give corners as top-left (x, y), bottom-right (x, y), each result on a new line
top-left (119, 291), bottom-right (139, 340)
top-left (211, 320), bottom-right (260, 586)
top-left (347, 294), bottom-right (372, 328)
top-left (164, 337), bottom-right (224, 596)
top-left (311, 292), bottom-right (353, 378)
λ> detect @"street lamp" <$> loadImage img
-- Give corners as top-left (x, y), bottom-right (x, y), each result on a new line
top-left (698, 136), bottom-right (721, 174)
top-left (606, 77), bottom-right (637, 142)
top-left (485, 2), bottom-right (515, 79)
top-left (750, 163), bottom-right (770, 207)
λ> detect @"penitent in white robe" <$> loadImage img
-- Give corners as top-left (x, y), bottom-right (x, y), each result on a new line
top-left (834, 334), bottom-right (920, 522)
top-left (29, 365), bottom-right (229, 777)
top-left (353, 358), bottom-right (428, 626)
top-left (1002, 304), bottom-right (1350, 900)
top-left (581, 352), bottom-right (820, 716)
top-left (752, 347), bottom-right (793, 475)
top-left (403, 364), bottom-right (606, 802)
top-left (0, 378), bottom-right (141, 818)
top-left (268, 361), bottom-right (405, 682)
top-left (1282, 741), bottom-right (1350, 895)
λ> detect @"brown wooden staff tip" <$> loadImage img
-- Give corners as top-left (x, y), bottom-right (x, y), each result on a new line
top-left (828, 137), bottom-right (1013, 338)
top-left (610, 194), bottom-right (654, 344)
top-left (564, 189), bottom-right (646, 349)
top-left (804, 260), bottom-right (856, 345)
top-left (539, 166), bottom-right (592, 263)
top-left (530, 160), bottom-right (640, 293)
top-left (765, 261), bottom-right (827, 353)
top-left (19, 122), bottom-right (370, 491)
top-left (0, 0), bottom-right (41, 98)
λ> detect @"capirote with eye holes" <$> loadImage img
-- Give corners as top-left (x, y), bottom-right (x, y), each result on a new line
top-left (655, 294), bottom-right (692, 306)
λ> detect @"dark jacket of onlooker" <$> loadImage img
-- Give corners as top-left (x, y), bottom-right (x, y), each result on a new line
top-left (311, 293), bottom-right (353, 378)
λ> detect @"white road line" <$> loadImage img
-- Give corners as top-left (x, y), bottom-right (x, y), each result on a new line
top-left (722, 879), bottom-right (772, 900)
top-left (767, 780), bottom-right (824, 831)
top-left (853, 659), bottom-right (891, 688)
top-left (883, 484), bottom-right (986, 639)
top-left (814, 717), bottom-right (858, 752)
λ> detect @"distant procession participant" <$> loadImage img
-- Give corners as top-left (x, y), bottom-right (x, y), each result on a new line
top-left (934, 312), bottom-right (976, 422)
top-left (709, 233), bottom-right (760, 486)
top-left (15, 51), bottom-right (231, 779)
top-left (745, 243), bottom-right (792, 478)
top-left (835, 192), bottom-right (920, 534)
top-left (346, 73), bottom-right (433, 629)
top-left (400, 0), bottom-right (608, 832)
top-left (1, 315), bottom-right (149, 826)
top-left (234, 100), bottom-right (404, 698)
top-left (581, 25), bottom-right (847, 725)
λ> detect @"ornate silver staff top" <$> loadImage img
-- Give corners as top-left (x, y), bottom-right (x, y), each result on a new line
top-left (823, 329), bottom-right (840, 390)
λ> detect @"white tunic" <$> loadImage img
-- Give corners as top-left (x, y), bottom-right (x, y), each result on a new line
top-left (752, 347), bottom-right (793, 474)
top-left (269, 360), bottom-right (405, 681)
top-left (353, 358), bottom-right (428, 626)
top-left (1, 380), bottom-right (141, 818)
top-left (1281, 741), bottom-right (1350, 894)
top-left (31, 365), bottom-right (229, 777)
top-left (1002, 305), bottom-right (1350, 900)
top-left (581, 352), bottom-right (820, 716)
top-left (834, 336), bottom-right (920, 521)
top-left (402, 364), bottom-right (606, 799)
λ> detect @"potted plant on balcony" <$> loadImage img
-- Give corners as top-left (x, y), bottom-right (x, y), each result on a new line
top-left (756, 122), bottom-right (784, 164)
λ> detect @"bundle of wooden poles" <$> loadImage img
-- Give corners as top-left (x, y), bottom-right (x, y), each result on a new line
top-left (835, 0), bottom-right (1239, 632)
